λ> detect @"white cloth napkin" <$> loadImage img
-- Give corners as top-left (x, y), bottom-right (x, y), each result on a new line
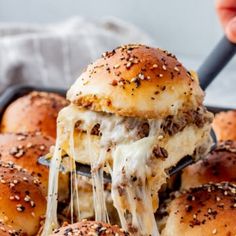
top-left (0, 17), bottom-right (154, 92)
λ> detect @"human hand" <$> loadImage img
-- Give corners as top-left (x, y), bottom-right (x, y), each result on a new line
top-left (216, 0), bottom-right (236, 43)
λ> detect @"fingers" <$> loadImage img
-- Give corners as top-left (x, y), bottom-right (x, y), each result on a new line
top-left (216, 0), bottom-right (236, 28)
top-left (216, 0), bottom-right (236, 42)
top-left (226, 16), bottom-right (236, 43)
top-left (216, 0), bottom-right (236, 9)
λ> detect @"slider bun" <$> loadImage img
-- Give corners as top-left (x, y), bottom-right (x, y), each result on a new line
top-left (0, 161), bottom-right (46, 235)
top-left (1, 91), bottom-right (68, 138)
top-left (0, 222), bottom-right (24, 236)
top-left (0, 132), bottom-right (69, 201)
top-left (161, 183), bottom-right (236, 236)
top-left (50, 220), bottom-right (129, 236)
top-left (68, 44), bottom-right (204, 119)
top-left (212, 110), bottom-right (236, 141)
top-left (181, 140), bottom-right (236, 189)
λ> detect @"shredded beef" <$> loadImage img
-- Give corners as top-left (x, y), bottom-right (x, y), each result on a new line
top-left (91, 123), bottom-right (101, 136)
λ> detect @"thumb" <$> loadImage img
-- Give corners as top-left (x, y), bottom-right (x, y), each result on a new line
top-left (226, 16), bottom-right (236, 43)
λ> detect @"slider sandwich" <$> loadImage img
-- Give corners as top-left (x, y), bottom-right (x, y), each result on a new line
top-left (43, 44), bottom-right (213, 236)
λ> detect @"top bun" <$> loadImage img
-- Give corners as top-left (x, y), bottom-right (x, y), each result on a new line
top-left (0, 132), bottom-right (69, 200)
top-left (50, 220), bottom-right (129, 236)
top-left (1, 91), bottom-right (68, 138)
top-left (0, 222), bottom-right (24, 236)
top-left (68, 44), bottom-right (204, 119)
top-left (161, 183), bottom-right (236, 236)
top-left (0, 161), bottom-right (46, 236)
top-left (212, 110), bottom-right (236, 141)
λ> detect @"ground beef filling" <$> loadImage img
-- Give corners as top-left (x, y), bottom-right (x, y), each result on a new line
top-left (162, 107), bottom-right (212, 136)
top-left (89, 106), bottom-right (212, 139)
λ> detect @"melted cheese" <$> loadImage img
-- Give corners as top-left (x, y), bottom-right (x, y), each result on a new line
top-left (86, 133), bottom-right (109, 222)
top-left (42, 127), bottom-right (63, 235)
top-left (111, 137), bottom-right (159, 235)
top-left (42, 104), bottom-right (212, 236)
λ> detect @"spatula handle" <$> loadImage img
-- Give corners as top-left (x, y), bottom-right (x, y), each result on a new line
top-left (198, 36), bottom-right (236, 90)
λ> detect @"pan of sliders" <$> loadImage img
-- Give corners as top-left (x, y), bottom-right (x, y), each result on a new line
top-left (0, 76), bottom-right (235, 236)
top-left (0, 40), bottom-right (235, 236)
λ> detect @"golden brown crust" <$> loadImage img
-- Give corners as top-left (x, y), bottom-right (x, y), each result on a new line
top-left (50, 220), bottom-right (129, 236)
top-left (0, 222), bottom-right (24, 236)
top-left (181, 140), bottom-right (236, 189)
top-left (212, 110), bottom-right (236, 141)
top-left (67, 44), bottom-right (204, 119)
top-left (0, 161), bottom-right (46, 235)
top-left (162, 183), bottom-right (236, 236)
top-left (0, 132), bottom-right (69, 201)
top-left (1, 91), bottom-right (68, 138)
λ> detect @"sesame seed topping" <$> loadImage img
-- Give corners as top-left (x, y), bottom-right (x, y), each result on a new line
top-left (17, 135), bottom-right (26, 141)
top-left (26, 142), bottom-right (33, 148)
top-left (174, 66), bottom-right (180, 72)
top-left (152, 64), bottom-right (158, 68)
top-left (24, 195), bottom-right (31, 202)
top-left (126, 62), bottom-right (132, 69)
top-left (138, 73), bottom-right (145, 80)
top-left (113, 64), bottom-right (120, 69)
top-left (16, 204), bottom-right (25, 212)
top-left (212, 228), bottom-right (217, 234)
top-left (30, 200), bottom-right (36, 207)
top-left (39, 145), bottom-right (45, 151)
top-left (216, 196), bottom-right (221, 202)
top-left (162, 65), bottom-right (167, 70)
top-left (23, 177), bottom-right (28, 182)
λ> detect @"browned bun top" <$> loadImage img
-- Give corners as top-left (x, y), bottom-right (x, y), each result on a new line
top-left (0, 161), bottom-right (46, 236)
top-left (181, 140), bottom-right (236, 189)
top-left (212, 110), bottom-right (236, 141)
top-left (0, 222), bottom-right (24, 236)
top-left (0, 91), bottom-right (68, 138)
top-left (50, 220), bottom-right (129, 236)
top-left (0, 132), bottom-right (69, 200)
top-left (67, 44), bottom-right (204, 119)
top-left (162, 183), bottom-right (236, 236)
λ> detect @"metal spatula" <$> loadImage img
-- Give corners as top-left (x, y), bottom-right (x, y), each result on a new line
top-left (38, 36), bottom-right (236, 181)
